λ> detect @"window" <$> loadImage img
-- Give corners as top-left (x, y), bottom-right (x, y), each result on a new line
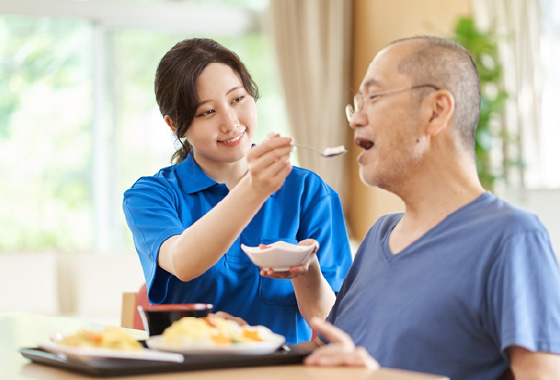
top-left (0, 0), bottom-right (289, 253)
top-left (535, 0), bottom-right (560, 188)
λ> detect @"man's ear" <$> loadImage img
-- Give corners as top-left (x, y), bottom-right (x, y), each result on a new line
top-left (426, 89), bottom-right (455, 137)
top-left (164, 115), bottom-right (178, 134)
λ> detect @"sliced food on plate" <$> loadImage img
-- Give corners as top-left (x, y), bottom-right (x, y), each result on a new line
top-left (39, 327), bottom-right (184, 362)
top-left (147, 316), bottom-right (286, 354)
top-left (56, 326), bottom-right (143, 351)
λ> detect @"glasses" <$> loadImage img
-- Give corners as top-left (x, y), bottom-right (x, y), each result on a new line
top-left (345, 84), bottom-right (440, 123)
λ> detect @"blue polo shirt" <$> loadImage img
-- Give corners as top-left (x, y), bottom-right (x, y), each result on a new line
top-left (123, 154), bottom-right (352, 344)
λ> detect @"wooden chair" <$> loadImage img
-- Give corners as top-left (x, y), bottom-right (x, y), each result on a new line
top-left (121, 283), bottom-right (149, 330)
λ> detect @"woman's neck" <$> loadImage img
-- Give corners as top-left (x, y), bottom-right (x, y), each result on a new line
top-left (195, 155), bottom-right (249, 189)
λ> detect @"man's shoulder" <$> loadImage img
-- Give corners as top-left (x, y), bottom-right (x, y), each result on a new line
top-left (363, 213), bottom-right (403, 240)
top-left (471, 192), bottom-right (543, 232)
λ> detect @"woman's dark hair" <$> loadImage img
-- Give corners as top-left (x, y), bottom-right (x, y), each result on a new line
top-left (155, 38), bottom-right (260, 164)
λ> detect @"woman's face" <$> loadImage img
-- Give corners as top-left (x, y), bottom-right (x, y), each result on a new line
top-left (185, 63), bottom-right (257, 168)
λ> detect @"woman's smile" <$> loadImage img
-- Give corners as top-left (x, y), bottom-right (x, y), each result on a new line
top-left (219, 131), bottom-right (245, 147)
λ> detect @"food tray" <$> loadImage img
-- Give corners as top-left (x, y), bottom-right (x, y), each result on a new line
top-left (19, 345), bottom-right (311, 377)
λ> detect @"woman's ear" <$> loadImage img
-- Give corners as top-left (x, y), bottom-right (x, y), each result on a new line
top-left (164, 115), bottom-right (178, 134)
top-left (426, 89), bottom-right (455, 137)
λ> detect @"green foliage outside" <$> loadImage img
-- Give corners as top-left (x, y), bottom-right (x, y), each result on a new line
top-left (452, 17), bottom-right (520, 190)
top-left (0, 16), bottom-right (93, 252)
top-left (0, 0), bottom-right (286, 253)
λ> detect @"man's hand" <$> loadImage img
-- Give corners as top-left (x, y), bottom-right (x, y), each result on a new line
top-left (303, 318), bottom-right (380, 368)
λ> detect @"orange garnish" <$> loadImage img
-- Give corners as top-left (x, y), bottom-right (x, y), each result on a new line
top-left (211, 334), bottom-right (232, 344)
top-left (242, 329), bottom-right (262, 342)
top-left (82, 330), bottom-right (103, 344)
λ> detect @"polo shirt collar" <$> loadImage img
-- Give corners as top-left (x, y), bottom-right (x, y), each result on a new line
top-left (177, 154), bottom-right (218, 194)
top-left (176, 152), bottom-right (282, 197)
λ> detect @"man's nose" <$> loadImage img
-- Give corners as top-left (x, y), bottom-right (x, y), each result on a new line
top-left (349, 110), bottom-right (366, 129)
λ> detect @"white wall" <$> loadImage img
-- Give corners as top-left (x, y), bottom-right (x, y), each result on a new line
top-left (0, 252), bottom-right (59, 315)
top-left (0, 252), bottom-right (144, 326)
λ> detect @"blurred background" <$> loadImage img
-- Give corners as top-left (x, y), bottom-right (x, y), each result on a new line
top-left (1, 0), bottom-right (559, 325)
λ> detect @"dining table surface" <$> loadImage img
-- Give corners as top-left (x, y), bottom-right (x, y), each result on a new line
top-left (0, 312), bottom-right (449, 380)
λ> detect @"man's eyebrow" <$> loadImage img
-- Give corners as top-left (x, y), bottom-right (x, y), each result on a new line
top-left (196, 86), bottom-right (244, 108)
top-left (363, 78), bottom-right (380, 92)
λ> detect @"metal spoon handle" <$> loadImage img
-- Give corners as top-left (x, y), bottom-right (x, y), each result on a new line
top-left (292, 143), bottom-right (346, 158)
top-left (292, 143), bottom-right (323, 155)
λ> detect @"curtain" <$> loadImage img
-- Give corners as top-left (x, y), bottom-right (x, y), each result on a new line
top-left (266, 0), bottom-right (353, 203)
top-left (471, 0), bottom-right (543, 188)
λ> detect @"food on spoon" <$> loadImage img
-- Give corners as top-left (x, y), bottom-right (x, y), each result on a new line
top-left (57, 327), bottom-right (142, 351)
top-left (322, 145), bottom-right (347, 156)
top-left (161, 316), bottom-right (277, 347)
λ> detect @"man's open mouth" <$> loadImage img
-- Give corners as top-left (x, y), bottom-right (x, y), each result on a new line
top-left (355, 137), bottom-right (374, 150)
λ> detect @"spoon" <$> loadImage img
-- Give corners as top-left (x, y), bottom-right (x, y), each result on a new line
top-left (292, 143), bottom-right (347, 158)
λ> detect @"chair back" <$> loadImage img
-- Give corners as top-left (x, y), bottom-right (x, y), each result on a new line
top-left (121, 283), bottom-right (149, 330)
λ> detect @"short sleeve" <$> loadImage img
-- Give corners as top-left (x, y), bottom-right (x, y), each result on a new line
top-left (297, 187), bottom-right (352, 293)
top-left (487, 229), bottom-right (560, 354)
top-left (123, 177), bottom-right (186, 303)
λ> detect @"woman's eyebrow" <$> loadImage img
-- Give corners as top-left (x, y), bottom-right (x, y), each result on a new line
top-left (196, 86), bottom-right (244, 108)
top-left (226, 86), bottom-right (243, 95)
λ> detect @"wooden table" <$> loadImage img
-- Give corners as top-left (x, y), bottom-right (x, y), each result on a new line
top-left (0, 312), bottom-right (448, 380)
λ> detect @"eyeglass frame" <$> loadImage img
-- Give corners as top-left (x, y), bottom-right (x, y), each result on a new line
top-left (345, 84), bottom-right (441, 123)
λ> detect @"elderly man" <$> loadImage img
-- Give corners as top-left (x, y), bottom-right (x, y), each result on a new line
top-left (303, 36), bottom-right (560, 380)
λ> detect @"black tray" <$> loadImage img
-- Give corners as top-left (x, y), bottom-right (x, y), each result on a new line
top-left (19, 346), bottom-right (311, 378)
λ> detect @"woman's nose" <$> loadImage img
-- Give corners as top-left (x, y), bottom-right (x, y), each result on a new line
top-left (220, 107), bottom-right (239, 133)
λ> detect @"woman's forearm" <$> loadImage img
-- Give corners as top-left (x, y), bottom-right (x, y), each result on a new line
top-left (158, 178), bottom-right (267, 281)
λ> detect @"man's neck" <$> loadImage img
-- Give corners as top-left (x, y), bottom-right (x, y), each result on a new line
top-left (387, 157), bottom-right (485, 254)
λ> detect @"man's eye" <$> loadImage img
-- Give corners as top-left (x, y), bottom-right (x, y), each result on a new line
top-left (367, 94), bottom-right (380, 101)
top-left (196, 109), bottom-right (215, 117)
top-left (231, 95), bottom-right (245, 104)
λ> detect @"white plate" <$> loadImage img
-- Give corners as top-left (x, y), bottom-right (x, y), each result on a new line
top-left (146, 334), bottom-right (285, 355)
top-left (241, 241), bottom-right (318, 271)
top-left (39, 341), bottom-right (184, 363)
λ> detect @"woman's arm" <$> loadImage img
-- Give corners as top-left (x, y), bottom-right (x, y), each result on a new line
top-left (158, 137), bottom-right (293, 281)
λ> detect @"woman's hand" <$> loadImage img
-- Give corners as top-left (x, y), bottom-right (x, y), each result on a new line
top-left (259, 239), bottom-right (319, 279)
top-left (304, 318), bottom-right (380, 368)
top-left (245, 134), bottom-right (293, 198)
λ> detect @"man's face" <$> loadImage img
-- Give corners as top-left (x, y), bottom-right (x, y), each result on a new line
top-left (349, 42), bottom-right (427, 191)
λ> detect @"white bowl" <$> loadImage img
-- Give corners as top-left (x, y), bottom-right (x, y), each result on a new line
top-left (240, 241), bottom-right (318, 271)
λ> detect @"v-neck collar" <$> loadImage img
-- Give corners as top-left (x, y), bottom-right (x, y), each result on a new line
top-left (380, 191), bottom-right (492, 262)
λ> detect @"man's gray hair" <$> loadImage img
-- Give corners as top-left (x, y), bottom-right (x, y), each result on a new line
top-left (390, 36), bottom-right (481, 154)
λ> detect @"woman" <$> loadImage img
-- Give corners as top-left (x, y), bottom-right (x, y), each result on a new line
top-left (123, 38), bottom-right (351, 344)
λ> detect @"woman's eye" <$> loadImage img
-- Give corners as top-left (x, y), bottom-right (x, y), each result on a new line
top-left (367, 94), bottom-right (380, 101)
top-left (231, 95), bottom-right (245, 104)
top-left (196, 109), bottom-right (215, 117)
